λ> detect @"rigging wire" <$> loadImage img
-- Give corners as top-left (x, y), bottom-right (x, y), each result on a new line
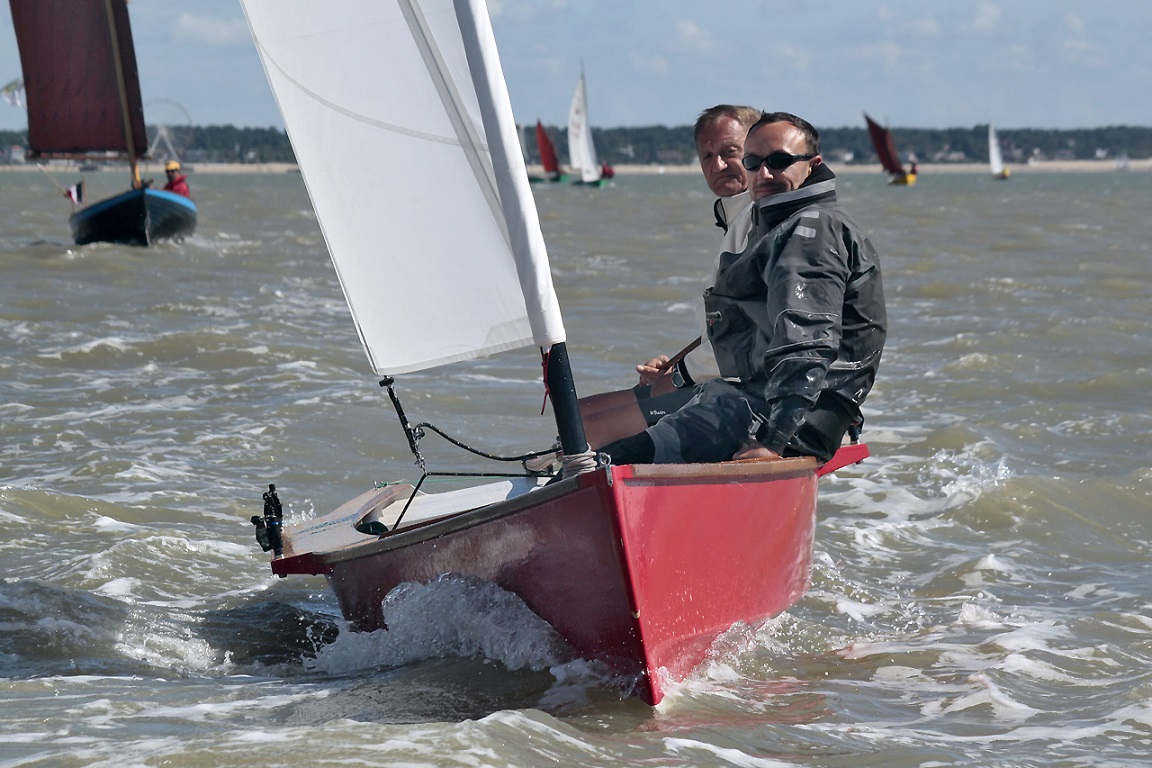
top-left (379, 376), bottom-right (560, 468)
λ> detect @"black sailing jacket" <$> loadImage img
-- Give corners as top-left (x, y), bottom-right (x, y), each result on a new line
top-left (704, 164), bottom-right (887, 453)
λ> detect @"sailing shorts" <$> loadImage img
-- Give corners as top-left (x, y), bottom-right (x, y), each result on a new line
top-left (646, 379), bottom-right (858, 464)
top-left (632, 383), bottom-right (699, 427)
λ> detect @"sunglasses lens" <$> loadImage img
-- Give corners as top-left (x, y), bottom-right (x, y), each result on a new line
top-left (744, 153), bottom-right (808, 171)
top-left (766, 153), bottom-right (794, 170)
top-left (744, 152), bottom-right (815, 172)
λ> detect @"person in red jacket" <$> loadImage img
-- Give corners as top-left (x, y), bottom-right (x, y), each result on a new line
top-left (162, 160), bottom-right (191, 197)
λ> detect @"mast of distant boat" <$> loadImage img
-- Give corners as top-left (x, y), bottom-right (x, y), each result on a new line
top-left (102, 0), bottom-right (143, 190)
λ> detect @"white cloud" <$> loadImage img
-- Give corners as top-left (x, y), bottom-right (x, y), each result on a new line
top-left (765, 44), bottom-right (811, 72)
top-left (907, 17), bottom-right (941, 38)
top-left (674, 20), bottom-right (715, 54)
top-left (1002, 42), bottom-right (1034, 72)
top-left (173, 14), bottom-right (250, 47)
top-left (970, 1), bottom-right (1002, 32)
top-left (630, 52), bottom-right (670, 76)
top-left (1061, 39), bottom-right (1103, 67)
top-left (1057, 13), bottom-right (1103, 67)
top-left (488, 0), bottom-right (564, 22)
top-left (852, 41), bottom-right (905, 71)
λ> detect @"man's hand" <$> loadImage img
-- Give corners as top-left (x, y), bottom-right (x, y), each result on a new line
top-left (636, 355), bottom-right (670, 386)
top-left (732, 439), bottom-right (781, 461)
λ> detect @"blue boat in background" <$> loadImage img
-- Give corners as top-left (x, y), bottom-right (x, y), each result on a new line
top-left (10, 0), bottom-right (198, 246)
top-left (70, 187), bottom-right (197, 247)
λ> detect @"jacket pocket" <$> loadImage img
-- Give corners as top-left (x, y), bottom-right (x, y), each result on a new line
top-left (704, 290), bottom-right (757, 381)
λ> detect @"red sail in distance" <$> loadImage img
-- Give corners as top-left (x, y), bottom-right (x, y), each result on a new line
top-left (863, 113), bottom-right (906, 176)
top-left (535, 120), bottom-right (560, 174)
top-left (10, 0), bottom-right (147, 160)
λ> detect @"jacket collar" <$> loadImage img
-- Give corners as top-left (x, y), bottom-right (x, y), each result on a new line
top-left (751, 163), bottom-right (837, 230)
top-left (712, 190), bottom-right (752, 232)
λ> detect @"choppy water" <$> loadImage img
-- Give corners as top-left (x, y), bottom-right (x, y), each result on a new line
top-left (2, 166), bottom-right (1151, 767)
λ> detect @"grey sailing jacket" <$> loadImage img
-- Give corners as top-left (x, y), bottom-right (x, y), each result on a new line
top-left (704, 164), bottom-right (886, 454)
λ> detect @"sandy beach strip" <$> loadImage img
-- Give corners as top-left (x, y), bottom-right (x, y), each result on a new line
top-left (3, 159), bottom-right (1148, 175)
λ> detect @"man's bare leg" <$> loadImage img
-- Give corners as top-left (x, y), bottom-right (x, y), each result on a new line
top-left (579, 389), bottom-right (650, 449)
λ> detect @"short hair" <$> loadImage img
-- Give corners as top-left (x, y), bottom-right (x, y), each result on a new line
top-left (693, 104), bottom-right (761, 147)
top-left (749, 111), bottom-right (821, 155)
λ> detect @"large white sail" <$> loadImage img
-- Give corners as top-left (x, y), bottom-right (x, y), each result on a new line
top-left (567, 71), bottom-right (601, 184)
top-left (240, 0), bottom-right (565, 376)
top-left (989, 124), bottom-right (1005, 176)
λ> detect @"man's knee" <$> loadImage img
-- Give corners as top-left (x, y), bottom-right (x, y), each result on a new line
top-left (584, 400), bottom-right (649, 450)
top-left (600, 431), bottom-right (655, 465)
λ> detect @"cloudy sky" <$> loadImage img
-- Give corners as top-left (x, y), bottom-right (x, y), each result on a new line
top-left (2, 0), bottom-right (1150, 133)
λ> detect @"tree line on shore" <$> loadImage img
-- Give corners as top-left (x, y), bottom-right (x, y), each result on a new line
top-left (3, 123), bottom-right (1150, 167)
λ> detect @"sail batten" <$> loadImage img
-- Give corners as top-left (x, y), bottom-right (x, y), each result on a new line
top-left (241, 0), bottom-right (565, 377)
top-left (10, 0), bottom-right (147, 160)
top-left (398, 0), bottom-right (507, 241)
top-left (251, 42), bottom-right (465, 149)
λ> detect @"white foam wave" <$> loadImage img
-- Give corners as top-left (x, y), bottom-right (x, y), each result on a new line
top-left (663, 737), bottom-right (796, 767)
top-left (37, 336), bottom-right (132, 359)
top-left (301, 575), bottom-right (638, 705)
top-left (820, 438), bottom-right (1013, 524)
top-left (306, 575), bottom-right (575, 676)
top-left (455, 372), bottom-right (548, 387)
top-left (920, 671), bottom-right (1040, 721)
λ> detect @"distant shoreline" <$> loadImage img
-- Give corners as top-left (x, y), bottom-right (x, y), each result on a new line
top-left (2, 158), bottom-right (1148, 175)
top-left (589, 159), bottom-right (1152, 175)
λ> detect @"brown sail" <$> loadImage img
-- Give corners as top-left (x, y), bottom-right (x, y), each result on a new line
top-left (863, 112), bottom-right (907, 177)
top-left (11, 0), bottom-right (147, 161)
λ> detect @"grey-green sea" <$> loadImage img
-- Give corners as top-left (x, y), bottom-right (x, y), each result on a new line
top-left (2, 166), bottom-right (1151, 767)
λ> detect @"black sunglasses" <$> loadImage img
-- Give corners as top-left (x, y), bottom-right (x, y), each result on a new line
top-left (742, 152), bottom-right (816, 172)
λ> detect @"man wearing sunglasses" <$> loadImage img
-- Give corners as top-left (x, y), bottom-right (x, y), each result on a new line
top-left (600, 111), bottom-right (886, 467)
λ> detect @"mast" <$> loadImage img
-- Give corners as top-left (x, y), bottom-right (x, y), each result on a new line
top-left (542, 343), bottom-right (588, 458)
top-left (454, 0), bottom-right (588, 457)
top-left (102, 0), bottom-right (142, 188)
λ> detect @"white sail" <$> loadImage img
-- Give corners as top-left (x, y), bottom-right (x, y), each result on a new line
top-left (989, 124), bottom-right (1005, 176)
top-left (240, 0), bottom-right (565, 376)
top-left (1, 78), bottom-right (24, 108)
top-left (567, 71), bottom-right (601, 184)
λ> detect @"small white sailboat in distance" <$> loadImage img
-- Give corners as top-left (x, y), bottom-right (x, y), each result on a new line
top-left (989, 124), bottom-right (1010, 180)
top-left (567, 68), bottom-right (611, 186)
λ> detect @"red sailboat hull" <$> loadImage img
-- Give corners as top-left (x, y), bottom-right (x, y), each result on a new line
top-left (270, 447), bottom-right (867, 705)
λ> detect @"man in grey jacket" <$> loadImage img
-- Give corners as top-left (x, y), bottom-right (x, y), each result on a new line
top-left (601, 111), bottom-right (886, 465)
